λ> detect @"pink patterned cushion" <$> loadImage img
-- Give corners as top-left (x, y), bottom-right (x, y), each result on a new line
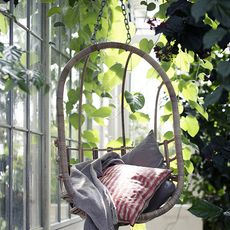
top-left (99, 164), bottom-right (171, 225)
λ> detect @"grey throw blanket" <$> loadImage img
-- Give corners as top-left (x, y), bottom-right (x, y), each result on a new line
top-left (67, 152), bottom-right (123, 230)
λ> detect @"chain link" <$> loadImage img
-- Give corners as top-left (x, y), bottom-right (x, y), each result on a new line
top-left (91, 0), bottom-right (107, 44)
top-left (91, 0), bottom-right (131, 44)
top-left (120, 0), bottom-right (131, 44)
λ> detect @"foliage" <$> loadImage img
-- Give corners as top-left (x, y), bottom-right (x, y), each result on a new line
top-left (148, 0), bottom-right (230, 229)
top-left (0, 42), bottom-right (48, 93)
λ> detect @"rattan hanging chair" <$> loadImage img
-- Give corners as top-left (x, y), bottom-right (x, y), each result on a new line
top-left (56, 42), bottom-right (184, 227)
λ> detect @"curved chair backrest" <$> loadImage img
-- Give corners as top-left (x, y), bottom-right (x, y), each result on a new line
top-left (56, 42), bottom-right (184, 222)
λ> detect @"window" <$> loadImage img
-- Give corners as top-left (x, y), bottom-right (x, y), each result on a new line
top-left (0, 0), bottom-right (43, 229)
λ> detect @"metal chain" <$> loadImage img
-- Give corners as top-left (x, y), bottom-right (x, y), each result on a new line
top-left (91, 0), bottom-right (107, 44)
top-left (91, 0), bottom-right (131, 44)
top-left (120, 0), bottom-right (131, 44)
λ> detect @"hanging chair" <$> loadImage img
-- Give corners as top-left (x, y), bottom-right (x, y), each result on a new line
top-left (56, 42), bottom-right (184, 227)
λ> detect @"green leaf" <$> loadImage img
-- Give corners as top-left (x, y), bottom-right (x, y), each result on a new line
top-left (155, 3), bottom-right (170, 19)
top-left (18, 80), bottom-right (29, 93)
top-left (82, 130), bottom-right (99, 144)
top-left (181, 81), bottom-right (198, 102)
top-left (200, 60), bottom-right (213, 71)
top-left (147, 2), bottom-right (156, 11)
top-left (98, 64), bottom-right (123, 92)
top-left (94, 117), bottom-right (105, 126)
top-left (69, 158), bottom-right (78, 165)
top-left (69, 113), bottom-right (85, 129)
top-left (146, 68), bottom-right (158, 79)
top-left (188, 198), bottom-right (223, 219)
top-left (189, 101), bottom-right (208, 120)
top-left (212, 2), bottom-right (230, 28)
top-left (184, 160), bottom-right (194, 174)
top-left (183, 147), bottom-right (192, 161)
top-left (164, 101), bottom-right (184, 115)
top-left (91, 106), bottom-right (112, 118)
top-left (67, 88), bottom-right (80, 104)
top-left (107, 137), bottom-right (132, 148)
top-left (101, 92), bottom-right (112, 98)
top-left (140, 1), bottom-right (147, 6)
top-left (181, 115), bottom-right (199, 137)
top-left (139, 39), bottom-right (154, 53)
top-left (4, 78), bottom-right (15, 91)
top-left (47, 6), bottom-right (61, 17)
top-left (163, 131), bottom-right (174, 140)
top-left (62, 7), bottom-right (77, 28)
top-left (129, 112), bottom-right (150, 123)
top-left (203, 28), bottom-right (227, 49)
top-left (175, 51), bottom-right (194, 72)
top-left (66, 101), bottom-right (73, 114)
top-left (125, 91), bottom-right (145, 113)
top-left (216, 61), bottom-right (230, 78)
top-left (191, 0), bottom-right (213, 22)
top-left (82, 104), bottom-right (96, 118)
top-left (204, 86), bottom-right (223, 107)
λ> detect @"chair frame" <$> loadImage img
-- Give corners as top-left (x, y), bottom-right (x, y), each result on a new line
top-left (56, 42), bottom-right (184, 223)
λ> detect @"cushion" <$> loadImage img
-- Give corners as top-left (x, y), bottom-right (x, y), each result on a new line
top-left (143, 180), bottom-right (175, 213)
top-left (122, 130), bottom-right (164, 168)
top-left (121, 130), bottom-right (176, 213)
top-left (99, 164), bottom-right (171, 225)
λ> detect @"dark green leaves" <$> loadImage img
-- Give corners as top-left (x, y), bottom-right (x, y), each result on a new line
top-left (216, 61), bottom-right (230, 79)
top-left (188, 199), bottom-right (223, 219)
top-left (124, 91), bottom-right (145, 113)
top-left (203, 28), bottom-right (227, 49)
top-left (140, 1), bottom-right (156, 11)
top-left (191, 0), bottom-right (212, 22)
top-left (204, 86), bottom-right (223, 107)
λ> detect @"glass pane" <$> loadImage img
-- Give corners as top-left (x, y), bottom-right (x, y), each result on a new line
top-left (50, 139), bottom-right (59, 223)
top-left (0, 2), bottom-right (9, 9)
top-left (13, 131), bottom-right (25, 230)
top-left (13, 88), bottom-right (26, 128)
top-left (0, 81), bottom-right (10, 125)
top-left (13, 25), bottom-right (27, 128)
top-left (0, 128), bottom-right (9, 229)
top-left (0, 14), bottom-right (9, 43)
top-left (50, 49), bottom-right (60, 137)
top-left (13, 23), bottom-right (27, 50)
top-left (30, 0), bottom-right (41, 35)
top-left (50, 11), bottom-right (60, 50)
top-left (61, 196), bottom-right (69, 221)
top-left (30, 36), bottom-right (42, 131)
top-left (30, 134), bottom-right (41, 228)
top-left (14, 0), bottom-right (27, 27)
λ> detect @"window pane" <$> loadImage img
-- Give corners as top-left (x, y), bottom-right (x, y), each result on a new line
top-left (30, 134), bottom-right (41, 228)
top-left (30, 0), bottom-right (41, 36)
top-left (0, 128), bottom-right (9, 229)
top-left (30, 36), bottom-right (42, 131)
top-left (13, 88), bottom-right (26, 128)
top-left (0, 82), bottom-right (10, 125)
top-left (13, 25), bottom-right (27, 128)
top-left (14, 0), bottom-right (27, 27)
top-left (50, 49), bottom-right (59, 137)
top-left (50, 139), bottom-right (59, 223)
top-left (13, 131), bottom-right (25, 230)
